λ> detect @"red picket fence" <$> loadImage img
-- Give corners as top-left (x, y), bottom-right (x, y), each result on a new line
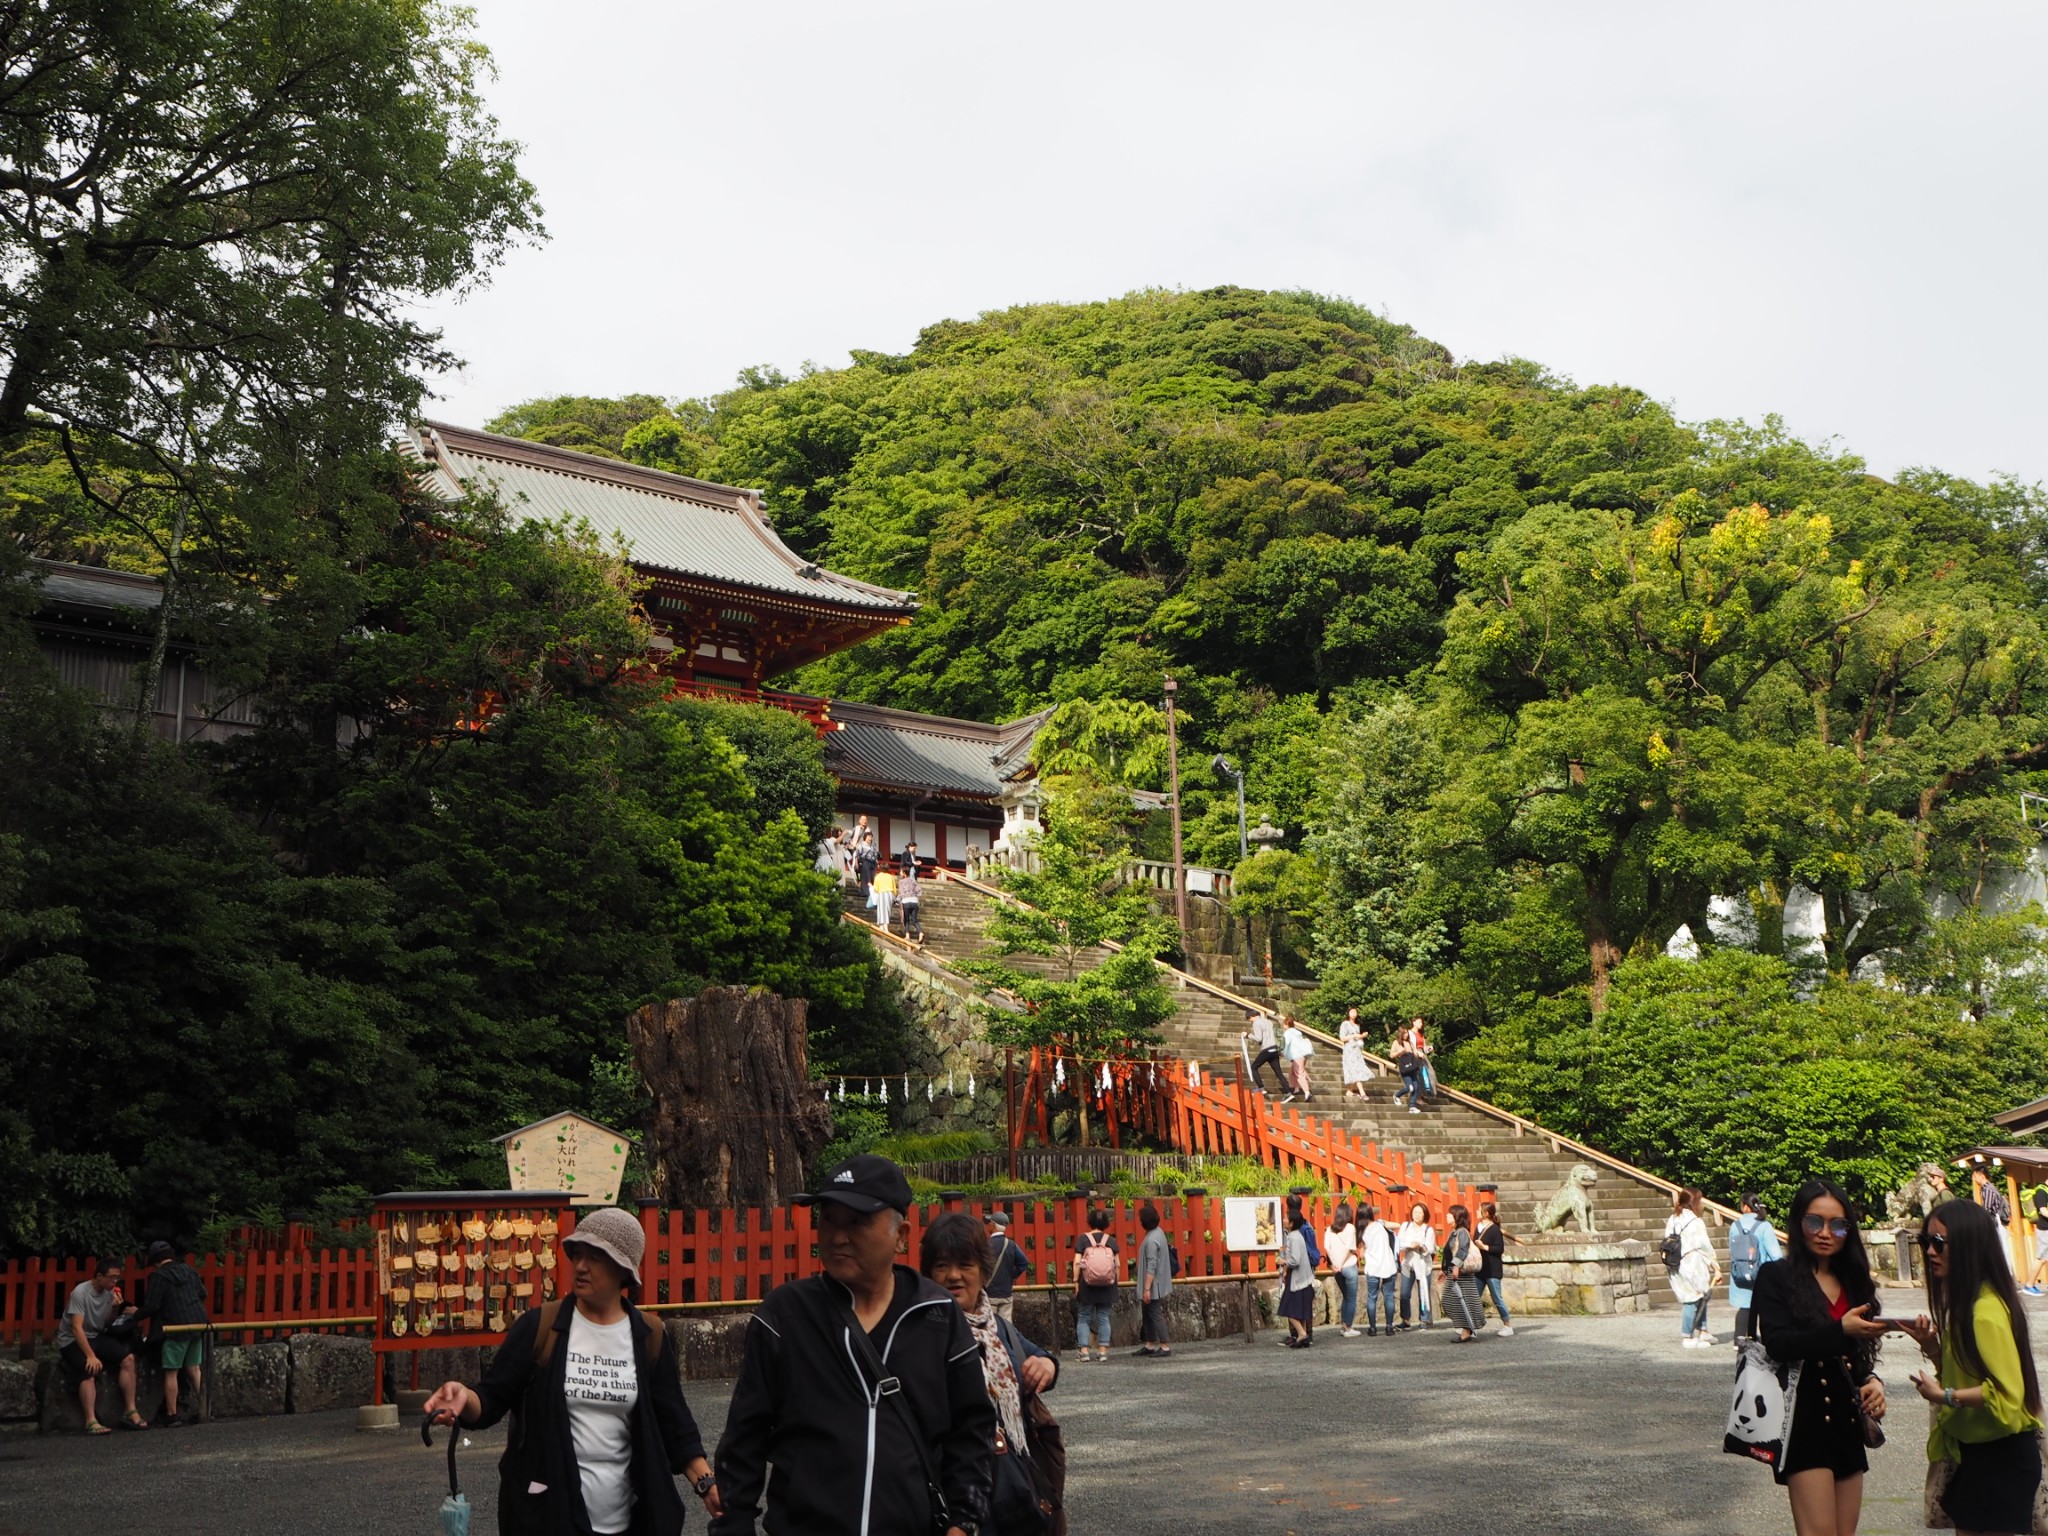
top-left (1009, 1050), bottom-right (1474, 1218)
top-left (0, 1247), bottom-right (384, 1346)
top-left (1, 1056), bottom-right (1477, 1344)
top-left (1152, 1059), bottom-right (1475, 1218)
top-left (635, 1189), bottom-right (1426, 1308)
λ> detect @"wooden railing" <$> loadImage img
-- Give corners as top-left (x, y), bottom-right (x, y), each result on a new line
top-left (964, 847), bottom-right (1233, 901)
top-left (945, 868), bottom-right (1744, 1228)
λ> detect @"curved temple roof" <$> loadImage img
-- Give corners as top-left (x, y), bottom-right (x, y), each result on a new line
top-left (403, 422), bottom-right (916, 618)
top-left (826, 699), bottom-right (1050, 802)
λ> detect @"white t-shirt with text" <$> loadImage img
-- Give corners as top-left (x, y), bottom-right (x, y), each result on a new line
top-left (564, 1309), bottom-right (640, 1535)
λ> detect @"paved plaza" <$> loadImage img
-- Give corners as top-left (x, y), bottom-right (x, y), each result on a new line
top-left (0, 1309), bottom-right (2008, 1535)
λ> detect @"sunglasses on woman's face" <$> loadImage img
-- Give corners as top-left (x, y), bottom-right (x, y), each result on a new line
top-left (1919, 1231), bottom-right (1948, 1255)
top-left (1802, 1214), bottom-right (1852, 1239)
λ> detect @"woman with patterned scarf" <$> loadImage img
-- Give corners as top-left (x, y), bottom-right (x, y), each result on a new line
top-left (921, 1212), bottom-right (1065, 1536)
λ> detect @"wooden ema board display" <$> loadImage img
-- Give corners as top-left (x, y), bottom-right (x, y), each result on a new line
top-left (370, 1191), bottom-right (576, 1404)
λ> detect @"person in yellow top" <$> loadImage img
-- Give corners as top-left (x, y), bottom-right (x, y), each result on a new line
top-left (869, 865), bottom-right (898, 932)
top-left (1901, 1199), bottom-right (2044, 1535)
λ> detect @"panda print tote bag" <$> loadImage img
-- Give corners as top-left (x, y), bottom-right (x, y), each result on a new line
top-left (1724, 1335), bottom-right (1794, 1468)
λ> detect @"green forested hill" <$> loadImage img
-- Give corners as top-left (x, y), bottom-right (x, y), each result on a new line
top-left (498, 286), bottom-right (2048, 1211)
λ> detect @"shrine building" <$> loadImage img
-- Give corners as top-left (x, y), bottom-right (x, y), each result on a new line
top-left (404, 423), bottom-right (1044, 867)
top-left (23, 422), bottom-right (1050, 865)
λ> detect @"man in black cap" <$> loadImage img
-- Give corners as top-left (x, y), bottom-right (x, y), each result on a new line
top-left (712, 1154), bottom-right (993, 1536)
top-left (137, 1239), bottom-right (209, 1425)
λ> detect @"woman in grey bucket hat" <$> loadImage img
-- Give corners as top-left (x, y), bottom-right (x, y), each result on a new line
top-left (561, 1206), bottom-right (645, 1285)
top-left (423, 1208), bottom-right (718, 1535)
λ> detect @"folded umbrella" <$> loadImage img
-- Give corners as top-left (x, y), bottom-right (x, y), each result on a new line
top-left (422, 1411), bottom-right (471, 1535)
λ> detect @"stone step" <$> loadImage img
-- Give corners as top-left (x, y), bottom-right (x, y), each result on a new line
top-left (891, 878), bottom-right (1691, 1279)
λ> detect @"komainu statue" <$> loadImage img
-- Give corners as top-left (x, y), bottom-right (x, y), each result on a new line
top-left (1885, 1162), bottom-right (1949, 1226)
top-left (1535, 1163), bottom-right (1601, 1235)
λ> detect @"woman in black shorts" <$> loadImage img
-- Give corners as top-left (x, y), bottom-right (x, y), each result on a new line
top-left (1753, 1178), bottom-right (1888, 1536)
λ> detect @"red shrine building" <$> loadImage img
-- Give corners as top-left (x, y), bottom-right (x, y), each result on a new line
top-left (27, 421), bottom-right (1047, 866)
top-left (404, 423), bottom-right (1044, 867)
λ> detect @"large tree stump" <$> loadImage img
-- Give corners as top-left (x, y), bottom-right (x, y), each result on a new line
top-left (626, 987), bottom-right (833, 1209)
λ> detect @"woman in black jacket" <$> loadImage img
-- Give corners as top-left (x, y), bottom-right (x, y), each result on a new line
top-left (423, 1208), bottom-right (716, 1536)
top-left (1753, 1179), bottom-right (1889, 1536)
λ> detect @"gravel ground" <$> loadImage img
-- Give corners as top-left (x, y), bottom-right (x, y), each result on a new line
top-left (0, 1308), bottom-right (2019, 1536)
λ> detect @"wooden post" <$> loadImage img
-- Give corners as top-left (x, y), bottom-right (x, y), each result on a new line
top-left (2009, 1172), bottom-right (2027, 1277)
top-left (1164, 676), bottom-right (1188, 937)
top-left (1230, 1055), bottom-right (1252, 1160)
top-left (1005, 1047), bottom-right (1018, 1183)
top-left (1240, 1276), bottom-right (1254, 1344)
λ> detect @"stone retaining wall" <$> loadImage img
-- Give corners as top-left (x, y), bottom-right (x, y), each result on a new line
top-left (10, 1280), bottom-right (1283, 1432)
top-left (658, 1277), bottom-right (1279, 1379)
top-left (1501, 1238), bottom-right (1652, 1315)
top-left (11, 1334), bottom-right (447, 1433)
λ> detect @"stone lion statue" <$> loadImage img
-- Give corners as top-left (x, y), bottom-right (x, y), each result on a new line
top-left (1885, 1162), bottom-right (1949, 1226)
top-left (1534, 1163), bottom-right (1600, 1234)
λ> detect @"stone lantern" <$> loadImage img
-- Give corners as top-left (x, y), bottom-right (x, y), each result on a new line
top-left (992, 779), bottom-right (1046, 855)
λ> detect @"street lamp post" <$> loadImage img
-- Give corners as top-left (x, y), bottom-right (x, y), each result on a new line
top-left (1164, 676), bottom-right (1188, 936)
top-left (1212, 755), bottom-right (1247, 862)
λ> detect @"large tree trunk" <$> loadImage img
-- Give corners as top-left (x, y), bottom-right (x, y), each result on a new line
top-left (626, 987), bottom-right (833, 1209)
top-left (1585, 897), bottom-right (1622, 1016)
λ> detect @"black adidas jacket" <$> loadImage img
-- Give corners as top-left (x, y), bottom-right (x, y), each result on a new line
top-left (711, 1267), bottom-right (994, 1536)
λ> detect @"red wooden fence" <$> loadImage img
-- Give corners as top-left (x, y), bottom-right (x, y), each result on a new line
top-left (1, 1056), bottom-right (1476, 1344)
top-left (1, 1246), bottom-right (387, 1346)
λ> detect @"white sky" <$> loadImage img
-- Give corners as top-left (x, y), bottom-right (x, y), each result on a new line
top-left (422, 2), bottom-right (2048, 488)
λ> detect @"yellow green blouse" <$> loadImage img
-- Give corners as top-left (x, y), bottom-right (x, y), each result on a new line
top-left (1928, 1284), bottom-right (2043, 1462)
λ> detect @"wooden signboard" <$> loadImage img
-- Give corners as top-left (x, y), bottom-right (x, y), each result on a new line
top-left (496, 1112), bottom-right (633, 1207)
top-left (1224, 1195), bottom-right (1282, 1252)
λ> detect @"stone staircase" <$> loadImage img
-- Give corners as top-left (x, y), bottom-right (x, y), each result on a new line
top-left (890, 876), bottom-right (1697, 1307)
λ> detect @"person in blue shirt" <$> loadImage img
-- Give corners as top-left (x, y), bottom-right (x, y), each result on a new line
top-left (1727, 1190), bottom-right (1783, 1338)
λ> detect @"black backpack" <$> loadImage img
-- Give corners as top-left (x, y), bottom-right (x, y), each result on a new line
top-left (1660, 1232), bottom-right (1683, 1271)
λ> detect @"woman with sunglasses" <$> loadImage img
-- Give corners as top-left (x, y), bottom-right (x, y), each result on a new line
top-left (1899, 1200), bottom-right (2043, 1536)
top-left (1753, 1179), bottom-right (1888, 1536)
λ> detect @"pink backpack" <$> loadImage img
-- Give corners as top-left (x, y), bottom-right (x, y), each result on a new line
top-left (1079, 1232), bottom-right (1117, 1286)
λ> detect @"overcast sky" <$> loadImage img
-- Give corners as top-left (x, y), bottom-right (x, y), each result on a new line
top-left (422, 3), bottom-right (2048, 488)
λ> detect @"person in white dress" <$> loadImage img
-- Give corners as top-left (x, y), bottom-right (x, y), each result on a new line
top-left (1338, 1007), bottom-right (1370, 1098)
top-left (1665, 1188), bottom-right (1721, 1348)
top-left (1396, 1203), bottom-right (1437, 1330)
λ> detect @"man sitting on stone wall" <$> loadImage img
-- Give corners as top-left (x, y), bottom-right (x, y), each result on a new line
top-left (58, 1257), bottom-right (145, 1433)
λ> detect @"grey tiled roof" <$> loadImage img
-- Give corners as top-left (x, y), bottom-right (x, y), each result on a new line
top-left (405, 423), bottom-right (916, 616)
top-left (29, 560), bottom-right (164, 612)
top-left (826, 701), bottom-right (1052, 801)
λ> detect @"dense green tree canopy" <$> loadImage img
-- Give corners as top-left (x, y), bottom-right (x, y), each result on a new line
top-left (491, 285), bottom-right (2048, 1205)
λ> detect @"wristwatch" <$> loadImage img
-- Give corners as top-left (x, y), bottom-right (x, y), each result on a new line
top-left (692, 1472), bottom-right (716, 1498)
